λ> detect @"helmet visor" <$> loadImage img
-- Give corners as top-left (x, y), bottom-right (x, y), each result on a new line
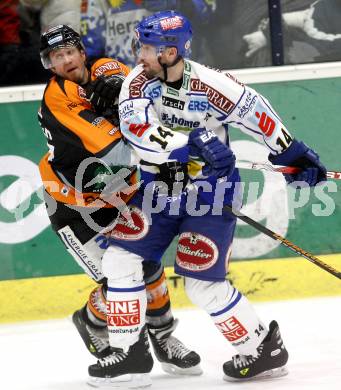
top-left (131, 37), bottom-right (165, 59)
top-left (131, 36), bottom-right (142, 58)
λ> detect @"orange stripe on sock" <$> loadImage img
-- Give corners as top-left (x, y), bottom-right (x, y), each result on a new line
top-left (88, 286), bottom-right (107, 321)
top-left (146, 272), bottom-right (170, 310)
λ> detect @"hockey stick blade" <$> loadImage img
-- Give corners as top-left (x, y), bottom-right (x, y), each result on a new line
top-left (236, 161), bottom-right (341, 180)
top-left (223, 205), bottom-right (341, 280)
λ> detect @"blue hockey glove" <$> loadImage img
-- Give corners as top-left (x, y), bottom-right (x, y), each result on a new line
top-left (269, 139), bottom-right (327, 186)
top-left (188, 127), bottom-right (235, 179)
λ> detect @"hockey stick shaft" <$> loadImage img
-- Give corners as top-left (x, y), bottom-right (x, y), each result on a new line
top-left (223, 204), bottom-right (341, 280)
top-left (235, 161), bottom-right (341, 180)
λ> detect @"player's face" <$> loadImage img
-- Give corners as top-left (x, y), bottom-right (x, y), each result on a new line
top-left (136, 44), bottom-right (163, 79)
top-left (49, 46), bottom-right (88, 84)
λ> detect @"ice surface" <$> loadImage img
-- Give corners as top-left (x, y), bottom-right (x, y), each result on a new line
top-left (1, 296), bottom-right (341, 390)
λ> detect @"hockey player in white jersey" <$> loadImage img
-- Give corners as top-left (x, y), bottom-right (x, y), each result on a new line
top-left (87, 10), bottom-right (327, 385)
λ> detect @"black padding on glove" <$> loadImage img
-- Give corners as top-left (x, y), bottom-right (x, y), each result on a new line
top-left (85, 74), bottom-right (125, 114)
top-left (155, 162), bottom-right (189, 196)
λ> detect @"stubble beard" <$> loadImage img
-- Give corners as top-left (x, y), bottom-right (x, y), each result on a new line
top-left (76, 66), bottom-right (89, 85)
top-left (144, 68), bottom-right (159, 80)
top-left (142, 62), bottom-right (163, 80)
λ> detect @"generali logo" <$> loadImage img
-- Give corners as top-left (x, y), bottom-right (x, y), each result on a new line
top-left (129, 71), bottom-right (149, 98)
top-left (190, 78), bottom-right (234, 114)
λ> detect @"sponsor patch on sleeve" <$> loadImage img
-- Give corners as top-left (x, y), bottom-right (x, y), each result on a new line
top-left (236, 91), bottom-right (258, 119)
top-left (94, 61), bottom-right (121, 77)
top-left (128, 123), bottom-right (150, 137)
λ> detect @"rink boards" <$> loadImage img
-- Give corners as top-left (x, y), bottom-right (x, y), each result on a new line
top-left (1, 253), bottom-right (341, 323)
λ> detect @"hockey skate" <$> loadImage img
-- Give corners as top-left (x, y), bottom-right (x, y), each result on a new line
top-left (88, 326), bottom-right (154, 388)
top-left (148, 318), bottom-right (202, 376)
top-left (72, 309), bottom-right (111, 359)
top-left (223, 320), bottom-right (289, 381)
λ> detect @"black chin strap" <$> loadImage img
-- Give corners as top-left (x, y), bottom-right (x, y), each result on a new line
top-left (158, 55), bottom-right (182, 82)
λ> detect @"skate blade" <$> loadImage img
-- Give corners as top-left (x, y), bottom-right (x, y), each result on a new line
top-left (161, 362), bottom-right (203, 376)
top-left (87, 373), bottom-right (152, 388)
top-left (224, 365), bottom-right (289, 382)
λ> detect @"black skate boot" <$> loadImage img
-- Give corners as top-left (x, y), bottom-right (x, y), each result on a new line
top-left (88, 326), bottom-right (154, 388)
top-left (148, 318), bottom-right (202, 375)
top-left (223, 320), bottom-right (289, 381)
top-left (72, 309), bottom-right (111, 359)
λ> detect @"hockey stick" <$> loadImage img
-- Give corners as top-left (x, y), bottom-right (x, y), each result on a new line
top-left (235, 161), bottom-right (341, 180)
top-left (223, 204), bottom-right (341, 280)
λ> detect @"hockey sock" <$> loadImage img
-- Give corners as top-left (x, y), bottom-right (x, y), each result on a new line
top-left (185, 277), bottom-right (268, 356)
top-left (103, 246), bottom-right (147, 350)
top-left (143, 262), bottom-right (173, 328)
top-left (85, 284), bottom-right (107, 328)
top-left (106, 279), bottom-right (147, 350)
top-left (210, 288), bottom-right (268, 356)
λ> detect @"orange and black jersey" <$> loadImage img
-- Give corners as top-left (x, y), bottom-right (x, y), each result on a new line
top-left (38, 58), bottom-right (136, 207)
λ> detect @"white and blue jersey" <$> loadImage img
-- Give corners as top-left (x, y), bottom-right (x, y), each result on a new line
top-left (108, 59), bottom-right (294, 281)
top-left (119, 60), bottom-right (293, 187)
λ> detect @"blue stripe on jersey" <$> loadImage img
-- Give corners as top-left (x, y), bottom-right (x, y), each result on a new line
top-left (263, 138), bottom-right (278, 153)
top-left (259, 94), bottom-right (282, 122)
top-left (108, 285), bottom-right (145, 293)
top-left (227, 120), bottom-right (264, 136)
top-left (210, 290), bottom-right (242, 317)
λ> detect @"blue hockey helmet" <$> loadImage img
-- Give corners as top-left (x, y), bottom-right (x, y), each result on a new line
top-left (134, 10), bottom-right (192, 58)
